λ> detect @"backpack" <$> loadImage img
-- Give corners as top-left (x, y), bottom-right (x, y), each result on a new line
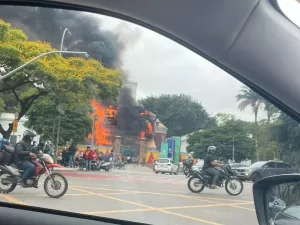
top-left (0, 138), bottom-right (14, 165)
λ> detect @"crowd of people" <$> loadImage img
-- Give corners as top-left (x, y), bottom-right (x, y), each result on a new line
top-left (59, 145), bottom-right (126, 171)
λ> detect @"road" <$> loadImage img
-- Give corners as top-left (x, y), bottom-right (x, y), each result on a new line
top-left (0, 166), bottom-right (257, 225)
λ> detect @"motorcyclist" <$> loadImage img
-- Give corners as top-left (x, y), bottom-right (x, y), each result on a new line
top-left (202, 146), bottom-right (223, 189)
top-left (14, 130), bottom-right (37, 187)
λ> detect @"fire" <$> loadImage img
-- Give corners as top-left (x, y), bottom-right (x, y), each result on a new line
top-left (89, 99), bottom-right (112, 146)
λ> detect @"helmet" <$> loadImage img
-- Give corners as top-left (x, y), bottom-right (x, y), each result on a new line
top-left (23, 130), bottom-right (36, 142)
top-left (87, 145), bottom-right (91, 149)
top-left (207, 146), bottom-right (216, 154)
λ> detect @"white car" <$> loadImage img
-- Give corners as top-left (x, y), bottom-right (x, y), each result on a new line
top-left (154, 158), bottom-right (178, 175)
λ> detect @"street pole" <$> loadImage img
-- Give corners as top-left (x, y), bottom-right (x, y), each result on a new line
top-left (91, 115), bottom-right (95, 148)
top-left (232, 137), bottom-right (235, 162)
top-left (0, 50), bottom-right (87, 81)
top-left (60, 28), bottom-right (72, 56)
top-left (55, 114), bottom-right (61, 158)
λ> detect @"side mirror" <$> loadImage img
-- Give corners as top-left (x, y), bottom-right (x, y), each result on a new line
top-left (253, 174), bottom-right (300, 225)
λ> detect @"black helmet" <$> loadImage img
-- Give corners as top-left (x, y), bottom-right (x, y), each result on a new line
top-left (23, 130), bottom-right (36, 142)
top-left (207, 146), bottom-right (216, 154)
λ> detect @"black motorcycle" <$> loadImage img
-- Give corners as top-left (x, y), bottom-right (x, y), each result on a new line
top-left (187, 165), bottom-right (243, 196)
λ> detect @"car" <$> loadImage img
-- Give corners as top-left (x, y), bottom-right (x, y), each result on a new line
top-left (1, 1), bottom-right (300, 225)
top-left (236, 160), bottom-right (293, 182)
top-left (229, 163), bottom-right (248, 173)
top-left (154, 158), bottom-right (178, 175)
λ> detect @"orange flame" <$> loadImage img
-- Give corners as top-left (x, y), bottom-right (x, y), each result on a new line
top-left (89, 100), bottom-right (112, 146)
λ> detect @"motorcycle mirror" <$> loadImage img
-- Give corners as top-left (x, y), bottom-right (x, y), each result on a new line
top-left (253, 174), bottom-right (300, 225)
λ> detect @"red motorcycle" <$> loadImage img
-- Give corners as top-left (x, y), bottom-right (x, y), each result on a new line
top-left (0, 147), bottom-right (68, 198)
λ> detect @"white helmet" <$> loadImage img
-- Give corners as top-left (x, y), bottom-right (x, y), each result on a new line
top-left (207, 146), bottom-right (216, 154)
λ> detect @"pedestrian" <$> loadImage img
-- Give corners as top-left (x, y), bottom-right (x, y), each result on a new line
top-left (108, 149), bottom-right (115, 169)
top-left (62, 147), bottom-right (70, 167)
top-left (84, 145), bottom-right (93, 171)
top-left (68, 143), bottom-right (76, 168)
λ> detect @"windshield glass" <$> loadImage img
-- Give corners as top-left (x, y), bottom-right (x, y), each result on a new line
top-left (250, 162), bottom-right (267, 168)
top-left (0, 4), bottom-right (298, 225)
top-left (157, 159), bottom-right (169, 163)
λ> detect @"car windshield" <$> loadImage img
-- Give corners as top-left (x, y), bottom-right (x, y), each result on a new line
top-left (0, 3), bottom-right (299, 225)
top-left (157, 159), bottom-right (169, 163)
top-left (250, 162), bottom-right (267, 169)
top-left (231, 164), bottom-right (246, 168)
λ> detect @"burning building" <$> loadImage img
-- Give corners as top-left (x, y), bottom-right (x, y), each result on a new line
top-left (88, 87), bottom-right (158, 160)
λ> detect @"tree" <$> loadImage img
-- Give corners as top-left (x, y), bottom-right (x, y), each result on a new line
top-left (187, 118), bottom-right (254, 162)
top-left (261, 100), bottom-right (279, 160)
top-left (139, 94), bottom-right (215, 137)
top-left (0, 20), bottom-right (121, 139)
top-left (236, 86), bottom-right (263, 160)
top-left (24, 96), bottom-right (92, 145)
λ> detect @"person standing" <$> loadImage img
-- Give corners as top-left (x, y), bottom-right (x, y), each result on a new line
top-left (84, 145), bottom-right (93, 171)
top-left (108, 149), bottom-right (115, 169)
top-left (68, 143), bottom-right (76, 168)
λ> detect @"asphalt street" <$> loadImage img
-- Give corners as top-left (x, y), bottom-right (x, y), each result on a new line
top-left (0, 166), bottom-right (257, 225)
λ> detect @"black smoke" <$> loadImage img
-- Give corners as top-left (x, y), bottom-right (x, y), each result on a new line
top-left (116, 87), bottom-right (154, 139)
top-left (0, 6), bottom-right (123, 68)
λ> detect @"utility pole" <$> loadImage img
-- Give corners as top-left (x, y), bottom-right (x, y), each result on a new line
top-left (232, 137), bottom-right (235, 163)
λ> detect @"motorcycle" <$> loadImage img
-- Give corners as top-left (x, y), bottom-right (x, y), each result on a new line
top-left (115, 161), bottom-right (126, 170)
top-left (0, 147), bottom-right (68, 198)
top-left (187, 165), bottom-right (243, 196)
top-left (97, 160), bottom-right (112, 172)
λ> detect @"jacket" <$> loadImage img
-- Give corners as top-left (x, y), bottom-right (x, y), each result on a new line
top-left (14, 139), bottom-right (32, 164)
top-left (84, 150), bottom-right (94, 160)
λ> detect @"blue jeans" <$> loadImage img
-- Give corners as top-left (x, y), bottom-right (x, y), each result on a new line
top-left (86, 160), bottom-right (92, 170)
top-left (19, 161), bottom-right (35, 179)
top-left (70, 155), bottom-right (75, 168)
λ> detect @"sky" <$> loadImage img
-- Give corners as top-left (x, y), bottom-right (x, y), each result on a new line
top-left (96, 0), bottom-right (300, 122)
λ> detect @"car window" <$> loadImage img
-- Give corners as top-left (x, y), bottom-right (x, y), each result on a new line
top-left (250, 162), bottom-right (267, 168)
top-left (0, 4), bottom-right (299, 225)
top-left (157, 159), bottom-right (169, 163)
top-left (265, 162), bottom-right (276, 168)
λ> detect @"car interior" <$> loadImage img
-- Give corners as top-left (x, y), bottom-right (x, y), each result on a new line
top-left (0, 0), bottom-right (300, 225)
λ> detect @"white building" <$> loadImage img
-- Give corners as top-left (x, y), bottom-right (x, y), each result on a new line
top-left (0, 113), bottom-right (40, 144)
top-left (180, 130), bottom-right (203, 153)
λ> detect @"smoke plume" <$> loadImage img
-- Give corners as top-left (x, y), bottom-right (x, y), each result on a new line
top-left (0, 6), bottom-right (124, 68)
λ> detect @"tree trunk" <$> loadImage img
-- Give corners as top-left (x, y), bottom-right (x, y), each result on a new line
top-left (0, 122), bottom-right (13, 139)
top-left (263, 113), bottom-right (271, 160)
top-left (254, 109), bottom-right (259, 161)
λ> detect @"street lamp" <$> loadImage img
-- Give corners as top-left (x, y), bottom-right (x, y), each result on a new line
top-left (60, 28), bottom-right (72, 56)
top-left (0, 50), bottom-right (88, 81)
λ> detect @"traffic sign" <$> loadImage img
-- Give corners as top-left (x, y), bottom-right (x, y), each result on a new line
top-left (12, 119), bottom-right (18, 132)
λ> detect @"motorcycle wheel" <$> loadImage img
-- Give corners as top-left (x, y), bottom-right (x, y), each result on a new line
top-left (105, 167), bottom-right (110, 172)
top-left (44, 173), bottom-right (68, 198)
top-left (184, 168), bottom-right (189, 176)
top-left (0, 171), bottom-right (17, 194)
top-left (225, 178), bottom-right (244, 196)
top-left (187, 177), bottom-right (205, 193)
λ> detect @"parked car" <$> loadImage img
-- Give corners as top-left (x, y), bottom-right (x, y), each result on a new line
top-left (229, 163), bottom-right (248, 173)
top-left (154, 158), bottom-right (178, 175)
top-left (236, 160), bottom-right (293, 182)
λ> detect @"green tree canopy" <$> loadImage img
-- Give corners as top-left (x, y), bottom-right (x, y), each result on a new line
top-left (187, 118), bottom-right (254, 162)
top-left (24, 96), bottom-right (92, 145)
top-left (139, 94), bottom-right (215, 137)
top-left (0, 19), bottom-right (121, 138)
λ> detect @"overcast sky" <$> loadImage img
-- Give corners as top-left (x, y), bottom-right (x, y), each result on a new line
top-left (97, 0), bottom-right (300, 122)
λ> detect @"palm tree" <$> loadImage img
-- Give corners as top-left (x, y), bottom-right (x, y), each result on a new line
top-left (262, 100), bottom-right (279, 160)
top-left (236, 86), bottom-right (263, 160)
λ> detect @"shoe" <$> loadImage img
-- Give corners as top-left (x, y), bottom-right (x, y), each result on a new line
top-left (210, 185), bottom-right (219, 189)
